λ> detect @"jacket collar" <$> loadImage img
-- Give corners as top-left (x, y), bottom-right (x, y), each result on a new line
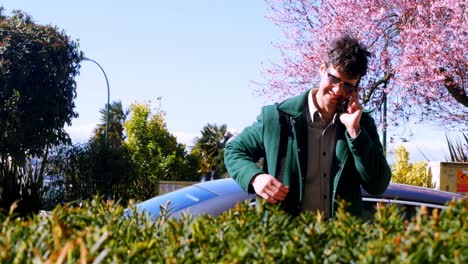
top-left (276, 89), bottom-right (311, 117)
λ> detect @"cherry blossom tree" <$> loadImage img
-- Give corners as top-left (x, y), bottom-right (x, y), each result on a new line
top-left (258, 0), bottom-right (467, 128)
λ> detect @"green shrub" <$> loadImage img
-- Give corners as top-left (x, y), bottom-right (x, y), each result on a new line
top-left (0, 198), bottom-right (466, 263)
top-left (392, 145), bottom-right (434, 188)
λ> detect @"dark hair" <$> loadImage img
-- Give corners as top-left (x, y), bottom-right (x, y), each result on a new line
top-left (326, 35), bottom-right (371, 78)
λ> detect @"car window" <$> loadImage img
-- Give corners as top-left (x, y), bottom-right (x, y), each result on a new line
top-left (362, 198), bottom-right (445, 221)
top-left (137, 186), bottom-right (218, 218)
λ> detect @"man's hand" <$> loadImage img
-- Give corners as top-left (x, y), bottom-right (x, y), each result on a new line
top-left (339, 94), bottom-right (362, 138)
top-left (251, 174), bottom-right (289, 203)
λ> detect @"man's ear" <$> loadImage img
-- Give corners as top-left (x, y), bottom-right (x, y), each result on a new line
top-left (319, 63), bottom-right (326, 76)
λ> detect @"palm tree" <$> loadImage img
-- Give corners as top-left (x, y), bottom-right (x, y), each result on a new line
top-left (93, 101), bottom-right (128, 148)
top-left (445, 131), bottom-right (468, 162)
top-left (192, 123), bottom-right (233, 179)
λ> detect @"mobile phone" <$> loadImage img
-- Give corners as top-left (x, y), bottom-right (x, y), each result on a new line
top-left (339, 98), bottom-right (350, 113)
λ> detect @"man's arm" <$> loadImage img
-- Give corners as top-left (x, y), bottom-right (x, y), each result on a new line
top-left (224, 118), bottom-right (265, 193)
top-left (339, 94), bottom-right (391, 195)
top-left (224, 107), bottom-right (289, 202)
top-left (346, 114), bottom-right (391, 195)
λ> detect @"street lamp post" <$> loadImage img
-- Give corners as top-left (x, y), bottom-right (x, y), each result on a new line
top-left (82, 56), bottom-right (110, 145)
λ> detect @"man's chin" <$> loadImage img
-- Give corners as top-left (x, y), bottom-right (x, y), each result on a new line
top-left (329, 97), bottom-right (341, 105)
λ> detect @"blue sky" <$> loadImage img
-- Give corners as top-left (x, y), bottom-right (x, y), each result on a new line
top-left (1, 0), bottom-right (456, 163)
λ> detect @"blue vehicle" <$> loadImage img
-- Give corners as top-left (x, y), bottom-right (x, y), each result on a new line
top-left (134, 179), bottom-right (463, 220)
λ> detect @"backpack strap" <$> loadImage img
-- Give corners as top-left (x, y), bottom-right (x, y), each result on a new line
top-left (262, 104), bottom-right (289, 180)
top-left (262, 104), bottom-right (301, 215)
top-left (276, 110), bottom-right (289, 182)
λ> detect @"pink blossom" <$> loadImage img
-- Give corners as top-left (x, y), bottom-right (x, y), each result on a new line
top-left (259, 0), bottom-right (467, 128)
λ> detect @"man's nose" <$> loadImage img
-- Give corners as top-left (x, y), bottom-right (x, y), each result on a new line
top-left (332, 82), bottom-right (346, 96)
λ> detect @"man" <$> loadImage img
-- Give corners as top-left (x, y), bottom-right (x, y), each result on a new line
top-left (224, 35), bottom-right (391, 218)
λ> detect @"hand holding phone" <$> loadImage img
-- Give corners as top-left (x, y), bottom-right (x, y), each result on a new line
top-left (338, 97), bottom-right (350, 114)
top-left (338, 95), bottom-right (363, 138)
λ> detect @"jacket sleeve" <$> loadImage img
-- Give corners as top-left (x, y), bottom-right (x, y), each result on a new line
top-left (224, 108), bottom-right (267, 193)
top-left (345, 113), bottom-right (391, 195)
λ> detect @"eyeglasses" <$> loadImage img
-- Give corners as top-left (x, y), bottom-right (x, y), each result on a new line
top-left (325, 68), bottom-right (359, 94)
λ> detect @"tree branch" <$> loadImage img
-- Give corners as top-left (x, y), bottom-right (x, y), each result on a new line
top-left (444, 76), bottom-right (468, 108)
top-left (363, 73), bottom-right (394, 105)
top-left (299, 1), bottom-right (315, 29)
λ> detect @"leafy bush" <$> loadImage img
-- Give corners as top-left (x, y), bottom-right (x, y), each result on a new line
top-left (46, 142), bottom-right (137, 206)
top-left (0, 157), bottom-right (46, 216)
top-left (0, 10), bottom-right (81, 162)
top-left (0, 197), bottom-right (466, 263)
top-left (124, 101), bottom-right (199, 200)
top-left (392, 145), bottom-right (434, 188)
top-left (0, 9), bottom-right (81, 216)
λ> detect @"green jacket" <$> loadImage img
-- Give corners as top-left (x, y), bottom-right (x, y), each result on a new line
top-left (224, 90), bottom-right (391, 217)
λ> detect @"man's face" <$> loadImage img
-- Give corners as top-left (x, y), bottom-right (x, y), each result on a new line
top-left (317, 63), bottom-right (360, 110)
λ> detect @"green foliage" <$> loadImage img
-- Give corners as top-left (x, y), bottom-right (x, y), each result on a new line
top-left (392, 146), bottom-right (434, 188)
top-left (44, 99), bottom-right (202, 208)
top-left (124, 100), bottom-right (199, 199)
top-left (93, 101), bottom-right (128, 149)
top-left (192, 123), bottom-right (233, 179)
top-left (46, 141), bottom-right (137, 206)
top-left (0, 10), bottom-right (82, 163)
top-left (0, 156), bottom-right (47, 216)
top-left (0, 9), bottom-right (81, 215)
top-left (445, 131), bottom-right (468, 162)
top-left (0, 197), bottom-right (466, 263)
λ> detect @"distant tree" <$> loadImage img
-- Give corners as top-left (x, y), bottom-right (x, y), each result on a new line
top-left (124, 100), bottom-right (198, 200)
top-left (92, 101), bottom-right (128, 148)
top-left (261, 0), bottom-right (467, 128)
top-left (192, 124), bottom-right (233, 179)
top-left (0, 9), bottom-right (81, 214)
top-left (391, 146), bottom-right (434, 188)
top-left (46, 141), bottom-right (137, 205)
top-left (0, 9), bottom-right (81, 163)
top-left (46, 144), bottom-right (90, 203)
